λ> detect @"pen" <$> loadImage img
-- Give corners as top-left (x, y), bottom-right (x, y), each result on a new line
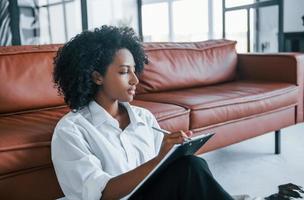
top-left (152, 127), bottom-right (191, 141)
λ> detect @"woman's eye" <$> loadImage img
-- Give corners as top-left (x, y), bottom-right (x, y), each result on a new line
top-left (119, 69), bottom-right (136, 75)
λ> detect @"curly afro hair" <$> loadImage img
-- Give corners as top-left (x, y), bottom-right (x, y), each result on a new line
top-left (53, 25), bottom-right (147, 112)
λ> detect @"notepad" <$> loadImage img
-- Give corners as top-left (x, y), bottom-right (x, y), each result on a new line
top-left (124, 132), bottom-right (215, 199)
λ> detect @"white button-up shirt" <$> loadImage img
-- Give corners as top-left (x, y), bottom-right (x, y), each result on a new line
top-left (51, 100), bottom-right (164, 200)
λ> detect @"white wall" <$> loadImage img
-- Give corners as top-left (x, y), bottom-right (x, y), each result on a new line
top-left (284, 0), bottom-right (304, 32)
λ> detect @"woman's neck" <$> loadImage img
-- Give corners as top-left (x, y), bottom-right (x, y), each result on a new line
top-left (94, 96), bottom-right (130, 130)
top-left (94, 95), bottom-right (120, 118)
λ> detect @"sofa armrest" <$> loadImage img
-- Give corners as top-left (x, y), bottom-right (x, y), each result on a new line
top-left (237, 53), bottom-right (304, 123)
top-left (237, 53), bottom-right (304, 85)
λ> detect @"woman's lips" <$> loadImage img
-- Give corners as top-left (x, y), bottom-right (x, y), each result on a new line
top-left (128, 89), bottom-right (135, 95)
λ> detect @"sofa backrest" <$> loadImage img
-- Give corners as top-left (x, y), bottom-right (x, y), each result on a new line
top-left (0, 40), bottom-right (237, 114)
top-left (0, 45), bottom-right (64, 114)
top-left (136, 39), bottom-right (237, 94)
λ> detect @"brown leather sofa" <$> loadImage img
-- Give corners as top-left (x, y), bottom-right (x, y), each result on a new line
top-left (0, 40), bottom-right (303, 199)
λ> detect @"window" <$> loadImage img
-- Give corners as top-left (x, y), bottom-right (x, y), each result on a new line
top-left (142, 0), bottom-right (223, 42)
top-left (3, 0), bottom-right (83, 45)
top-left (87, 0), bottom-right (138, 32)
top-left (225, 0), bottom-right (255, 8)
top-left (2, 0), bottom-right (138, 46)
top-left (212, 0), bottom-right (223, 39)
top-left (37, 0), bottom-right (82, 44)
top-left (172, 0), bottom-right (208, 41)
top-left (225, 9), bottom-right (248, 52)
top-left (142, 2), bottom-right (169, 41)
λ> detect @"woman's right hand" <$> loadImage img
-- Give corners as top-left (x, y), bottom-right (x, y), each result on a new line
top-left (156, 130), bottom-right (192, 161)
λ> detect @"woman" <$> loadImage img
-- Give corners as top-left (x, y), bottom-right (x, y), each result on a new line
top-left (52, 25), bottom-right (233, 200)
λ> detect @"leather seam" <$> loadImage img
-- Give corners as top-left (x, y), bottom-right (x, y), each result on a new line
top-left (192, 105), bottom-right (296, 132)
top-left (0, 142), bottom-right (50, 152)
top-left (157, 109), bottom-right (190, 121)
top-left (145, 43), bottom-right (236, 52)
top-left (0, 45), bottom-right (61, 55)
top-left (192, 86), bottom-right (298, 110)
top-left (0, 164), bottom-right (52, 180)
top-left (0, 105), bottom-right (68, 117)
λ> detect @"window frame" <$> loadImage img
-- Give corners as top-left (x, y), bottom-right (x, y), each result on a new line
top-left (8, 0), bottom-right (88, 45)
top-left (222, 0), bottom-right (283, 52)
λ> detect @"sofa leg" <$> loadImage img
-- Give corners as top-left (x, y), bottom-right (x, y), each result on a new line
top-left (275, 130), bottom-right (281, 154)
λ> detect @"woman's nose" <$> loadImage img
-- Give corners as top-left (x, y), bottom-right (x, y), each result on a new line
top-left (130, 71), bottom-right (139, 85)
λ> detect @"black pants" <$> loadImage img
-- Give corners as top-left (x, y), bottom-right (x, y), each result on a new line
top-left (130, 155), bottom-right (233, 200)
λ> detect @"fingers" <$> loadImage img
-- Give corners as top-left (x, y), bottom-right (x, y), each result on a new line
top-left (158, 130), bottom-right (193, 160)
top-left (164, 130), bottom-right (192, 144)
top-left (185, 130), bottom-right (193, 137)
top-left (161, 135), bottom-right (183, 154)
top-left (164, 133), bottom-right (184, 145)
top-left (170, 130), bottom-right (192, 139)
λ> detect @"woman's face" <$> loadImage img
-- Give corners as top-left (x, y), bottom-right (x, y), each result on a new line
top-left (96, 48), bottom-right (139, 103)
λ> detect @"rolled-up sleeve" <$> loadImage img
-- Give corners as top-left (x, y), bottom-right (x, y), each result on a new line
top-left (51, 124), bottom-right (112, 200)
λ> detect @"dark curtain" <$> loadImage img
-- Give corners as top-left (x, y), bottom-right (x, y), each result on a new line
top-left (0, 0), bottom-right (12, 46)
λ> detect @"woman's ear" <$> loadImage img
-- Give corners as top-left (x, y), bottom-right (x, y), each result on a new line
top-left (92, 71), bottom-right (104, 85)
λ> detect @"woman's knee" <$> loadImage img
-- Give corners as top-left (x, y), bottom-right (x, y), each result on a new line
top-left (176, 155), bottom-right (210, 173)
top-left (181, 155), bottom-right (208, 166)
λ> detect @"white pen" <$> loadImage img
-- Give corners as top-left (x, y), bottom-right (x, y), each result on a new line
top-left (152, 127), bottom-right (191, 141)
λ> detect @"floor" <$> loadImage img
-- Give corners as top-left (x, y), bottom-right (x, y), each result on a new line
top-left (200, 123), bottom-right (304, 198)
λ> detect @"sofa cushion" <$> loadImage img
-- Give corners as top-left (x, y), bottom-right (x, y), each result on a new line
top-left (0, 100), bottom-right (188, 176)
top-left (131, 99), bottom-right (190, 132)
top-left (136, 40), bottom-right (237, 94)
top-left (135, 81), bottom-right (298, 129)
top-left (0, 45), bottom-right (63, 114)
top-left (0, 166), bottom-right (63, 199)
top-left (0, 106), bottom-right (69, 176)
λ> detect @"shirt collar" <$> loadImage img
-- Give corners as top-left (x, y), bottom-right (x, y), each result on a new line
top-left (120, 102), bottom-right (146, 127)
top-left (88, 100), bottom-right (114, 127)
top-left (88, 100), bottom-right (146, 128)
